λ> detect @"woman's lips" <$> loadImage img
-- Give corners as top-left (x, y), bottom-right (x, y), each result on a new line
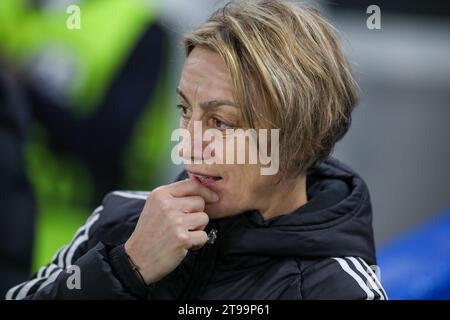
top-left (191, 173), bottom-right (222, 187)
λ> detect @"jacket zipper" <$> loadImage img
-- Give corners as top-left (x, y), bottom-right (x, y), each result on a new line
top-left (180, 220), bottom-right (220, 299)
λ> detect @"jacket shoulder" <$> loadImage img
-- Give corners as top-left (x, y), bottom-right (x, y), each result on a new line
top-left (100, 191), bottom-right (148, 225)
top-left (5, 190), bottom-right (149, 300)
top-left (87, 191), bottom-right (148, 247)
top-left (299, 257), bottom-right (388, 300)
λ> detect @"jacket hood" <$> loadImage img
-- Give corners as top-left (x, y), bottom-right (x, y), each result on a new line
top-left (206, 158), bottom-right (377, 265)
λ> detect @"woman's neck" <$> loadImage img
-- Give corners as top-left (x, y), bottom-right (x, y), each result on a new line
top-left (259, 175), bottom-right (308, 220)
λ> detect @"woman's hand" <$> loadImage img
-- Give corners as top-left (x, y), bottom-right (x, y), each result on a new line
top-left (124, 178), bottom-right (219, 285)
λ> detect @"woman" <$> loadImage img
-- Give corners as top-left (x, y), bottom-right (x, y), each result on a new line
top-left (6, 0), bottom-right (387, 300)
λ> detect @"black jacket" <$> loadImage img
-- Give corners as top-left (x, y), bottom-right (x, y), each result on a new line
top-left (5, 158), bottom-right (387, 300)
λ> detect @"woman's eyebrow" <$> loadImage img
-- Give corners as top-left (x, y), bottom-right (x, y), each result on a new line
top-left (199, 99), bottom-right (238, 110)
top-left (176, 87), bottom-right (237, 110)
top-left (176, 88), bottom-right (191, 105)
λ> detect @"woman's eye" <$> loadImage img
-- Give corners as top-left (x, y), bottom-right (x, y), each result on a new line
top-left (213, 118), bottom-right (233, 130)
top-left (177, 105), bottom-right (190, 118)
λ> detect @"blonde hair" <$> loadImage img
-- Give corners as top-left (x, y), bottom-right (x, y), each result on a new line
top-left (183, 0), bottom-right (358, 177)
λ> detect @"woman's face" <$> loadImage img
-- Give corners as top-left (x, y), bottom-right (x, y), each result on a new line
top-left (177, 47), bottom-right (279, 219)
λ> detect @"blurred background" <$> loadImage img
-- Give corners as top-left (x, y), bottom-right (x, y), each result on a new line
top-left (0, 0), bottom-right (449, 299)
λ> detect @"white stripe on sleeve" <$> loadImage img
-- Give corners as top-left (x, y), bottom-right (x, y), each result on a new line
top-left (358, 257), bottom-right (388, 300)
top-left (347, 257), bottom-right (385, 300)
top-left (332, 257), bottom-right (374, 300)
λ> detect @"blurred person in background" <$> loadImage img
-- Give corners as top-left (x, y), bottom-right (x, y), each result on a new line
top-left (6, 1), bottom-right (386, 300)
top-left (0, 0), bottom-right (174, 283)
top-left (0, 61), bottom-right (36, 297)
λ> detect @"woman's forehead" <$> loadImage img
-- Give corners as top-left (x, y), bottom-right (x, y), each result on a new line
top-left (178, 47), bottom-right (235, 104)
